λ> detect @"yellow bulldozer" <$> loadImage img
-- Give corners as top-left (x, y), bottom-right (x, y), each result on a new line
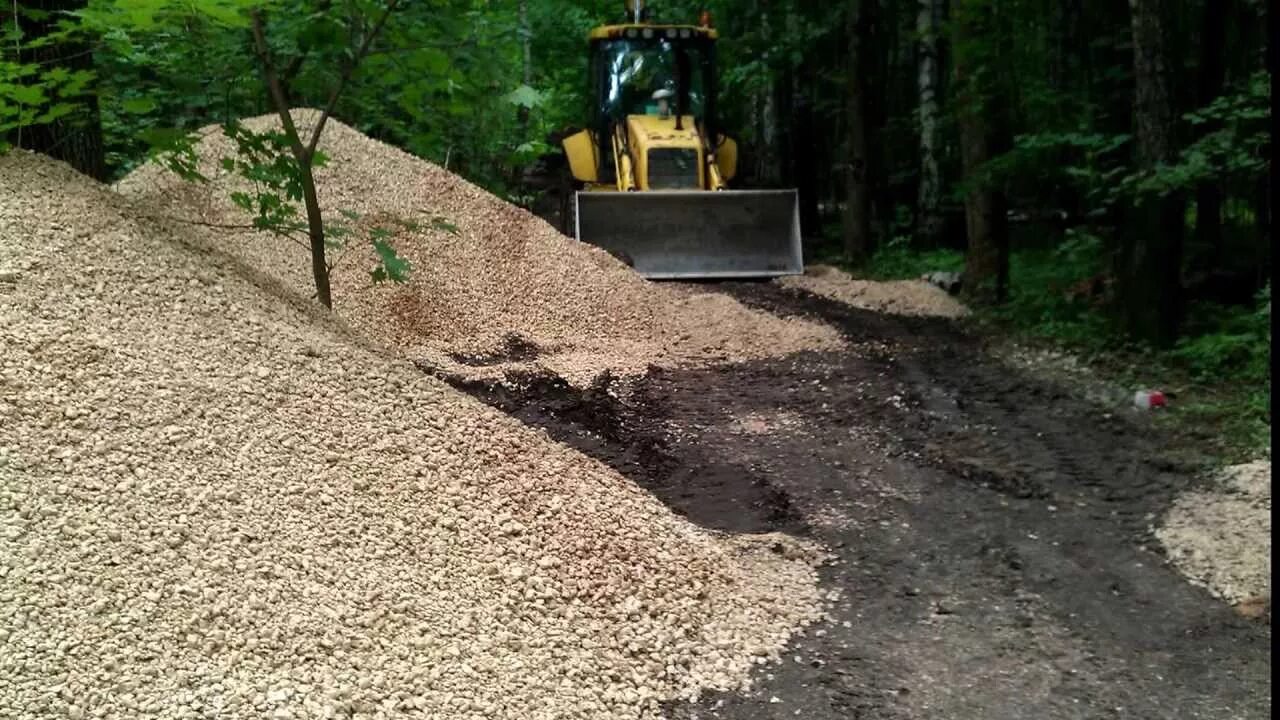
top-left (559, 1), bottom-right (803, 279)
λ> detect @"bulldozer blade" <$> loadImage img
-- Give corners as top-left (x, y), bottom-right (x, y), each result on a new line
top-left (573, 190), bottom-right (804, 279)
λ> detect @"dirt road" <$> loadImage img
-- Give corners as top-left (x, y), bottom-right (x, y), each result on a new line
top-left (440, 282), bottom-right (1271, 719)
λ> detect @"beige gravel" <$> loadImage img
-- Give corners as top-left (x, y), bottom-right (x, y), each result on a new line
top-left (1, 150), bottom-right (828, 719)
top-left (118, 110), bottom-right (842, 385)
top-left (778, 264), bottom-right (970, 319)
top-left (1156, 460), bottom-right (1271, 607)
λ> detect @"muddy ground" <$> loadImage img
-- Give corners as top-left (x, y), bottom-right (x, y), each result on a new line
top-left (435, 282), bottom-right (1271, 719)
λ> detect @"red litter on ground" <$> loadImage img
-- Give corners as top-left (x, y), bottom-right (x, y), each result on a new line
top-left (1134, 390), bottom-right (1168, 409)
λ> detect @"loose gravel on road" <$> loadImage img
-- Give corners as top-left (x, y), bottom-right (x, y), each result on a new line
top-left (118, 110), bottom-right (841, 385)
top-left (777, 264), bottom-right (969, 319)
top-left (1157, 460), bottom-right (1272, 608)
top-left (1, 150), bottom-right (826, 719)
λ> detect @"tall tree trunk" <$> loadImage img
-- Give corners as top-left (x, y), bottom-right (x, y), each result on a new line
top-left (10, 0), bottom-right (106, 180)
top-left (867, 0), bottom-right (891, 242)
top-left (754, 1), bottom-right (780, 185)
top-left (1193, 0), bottom-right (1228, 266)
top-left (517, 0), bottom-right (531, 130)
top-left (794, 91), bottom-right (821, 237)
top-left (779, 3), bottom-right (808, 230)
top-left (843, 0), bottom-right (874, 264)
top-left (915, 0), bottom-right (944, 246)
top-left (1257, 0), bottom-right (1273, 272)
top-left (1123, 0), bottom-right (1184, 345)
top-left (953, 0), bottom-right (1009, 303)
top-left (777, 63), bottom-right (795, 188)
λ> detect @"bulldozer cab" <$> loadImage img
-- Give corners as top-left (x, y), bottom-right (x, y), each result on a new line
top-left (586, 26), bottom-right (717, 187)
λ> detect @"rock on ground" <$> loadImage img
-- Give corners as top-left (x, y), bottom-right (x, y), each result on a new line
top-left (1, 150), bottom-right (825, 719)
top-left (1156, 460), bottom-right (1271, 609)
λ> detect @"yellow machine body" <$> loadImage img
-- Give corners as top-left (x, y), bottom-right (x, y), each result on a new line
top-left (560, 11), bottom-right (802, 279)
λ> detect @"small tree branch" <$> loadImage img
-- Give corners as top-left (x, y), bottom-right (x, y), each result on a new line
top-left (327, 242), bottom-right (355, 273)
top-left (277, 0), bottom-right (334, 96)
top-left (279, 53), bottom-right (307, 96)
top-left (305, 0), bottom-right (402, 157)
top-left (250, 9), bottom-right (309, 161)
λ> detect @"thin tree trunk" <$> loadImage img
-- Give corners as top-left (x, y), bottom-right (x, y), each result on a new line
top-left (1124, 0), bottom-right (1184, 346)
top-left (1193, 0), bottom-right (1228, 265)
top-left (249, 3), bottom-right (398, 309)
top-left (915, 0), bottom-right (943, 246)
top-left (299, 163), bottom-right (333, 309)
top-left (253, 11), bottom-right (333, 308)
top-left (11, 0), bottom-right (105, 180)
top-left (953, 0), bottom-right (1009, 304)
top-left (843, 0), bottom-right (873, 264)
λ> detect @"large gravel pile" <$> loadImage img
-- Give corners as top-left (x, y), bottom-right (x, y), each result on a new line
top-left (118, 110), bottom-right (841, 384)
top-left (1, 150), bottom-right (827, 718)
top-left (1156, 460), bottom-right (1271, 609)
top-left (777, 264), bottom-right (970, 319)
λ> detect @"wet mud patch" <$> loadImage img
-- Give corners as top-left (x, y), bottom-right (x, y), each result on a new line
top-left (441, 367), bottom-right (805, 535)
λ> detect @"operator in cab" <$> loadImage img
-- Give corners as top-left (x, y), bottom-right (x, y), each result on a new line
top-left (651, 87), bottom-right (674, 118)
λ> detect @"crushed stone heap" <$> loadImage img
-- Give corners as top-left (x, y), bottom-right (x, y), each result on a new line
top-left (0, 150), bottom-right (826, 719)
top-left (1157, 460), bottom-right (1271, 609)
top-left (118, 110), bottom-right (842, 385)
top-left (778, 264), bottom-right (970, 319)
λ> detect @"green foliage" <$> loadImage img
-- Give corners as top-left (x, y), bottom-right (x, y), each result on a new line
top-left (0, 4), bottom-right (95, 150)
top-left (1126, 72), bottom-right (1271, 199)
top-left (865, 236), bottom-right (964, 280)
top-left (981, 72), bottom-right (1271, 214)
top-left (1172, 285), bottom-right (1271, 385)
top-left (1161, 286), bottom-right (1272, 456)
top-left (503, 84), bottom-right (545, 110)
top-left (370, 233), bottom-right (411, 283)
top-left (987, 234), bottom-right (1117, 350)
top-left (979, 130), bottom-right (1130, 208)
top-left (221, 122), bottom-right (309, 234)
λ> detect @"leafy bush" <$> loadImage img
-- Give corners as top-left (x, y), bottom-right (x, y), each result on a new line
top-left (1172, 285), bottom-right (1271, 384)
top-left (866, 236), bottom-right (964, 280)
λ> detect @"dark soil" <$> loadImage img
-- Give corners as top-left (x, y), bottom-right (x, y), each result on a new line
top-left (439, 282), bottom-right (1271, 719)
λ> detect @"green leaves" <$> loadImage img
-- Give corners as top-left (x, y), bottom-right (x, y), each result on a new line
top-left (142, 128), bottom-right (207, 182)
top-left (214, 122), bottom-right (310, 232)
top-left (370, 236), bottom-right (411, 284)
top-left (196, 1), bottom-right (253, 29)
top-left (0, 51), bottom-right (97, 141)
top-left (6, 84), bottom-right (46, 106)
top-left (121, 96), bottom-right (157, 114)
top-left (1117, 74), bottom-right (1270, 201)
top-left (503, 84), bottom-right (544, 110)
